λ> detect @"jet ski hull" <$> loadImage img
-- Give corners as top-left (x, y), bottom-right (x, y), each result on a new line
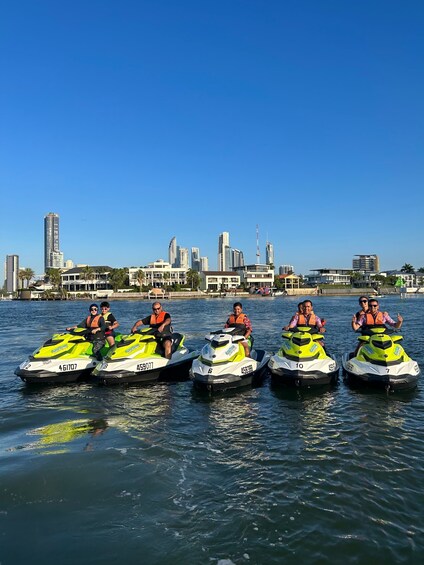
top-left (342, 353), bottom-right (420, 391)
top-left (15, 358), bottom-right (97, 384)
top-left (268, 356), bottom-right (339, 387)
top-left (93, 352), bottom-right (198, 385)
top-left (191, 350), bottom-right (270, 393)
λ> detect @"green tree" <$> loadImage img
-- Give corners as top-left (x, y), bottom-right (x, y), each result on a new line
top-left (25, 268), bottom-right (35, 287)
top-left (418, 267), bottom-right (424, 273)
top-left (18, 270), bottom-right (27, 289)
top-left (108, 268), bottom-right (128, 292)
top-left (186, 269), bottom-right (200, 290)
top-left (46, 268), bottom-right (62, 290)
top-left (135, 269), bottom-right (145, 292)
top-left (400, 263), bottom-right (415, 273)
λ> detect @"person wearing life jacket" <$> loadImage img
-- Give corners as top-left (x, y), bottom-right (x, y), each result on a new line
top-left (66, 304), bottom-right (107, 359)
top-left (225, 302), bottom-right (252, 357)
top-left (100, 301), bottom-right (119, 346)
top-left (288, 300), bottom-right (325, 334)
top-left (131, 302), bottom-right (173, 359)
top-left (352, 299), bottom-right (403, 333)
top-left (283, 301), bottom-right (305, 331)
top-left (351, 296), bottom-right (369, 330)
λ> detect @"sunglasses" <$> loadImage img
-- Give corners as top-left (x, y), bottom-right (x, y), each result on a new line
top-left (359, 300), bottom-right (368, 303)
top-left (90, 308), bottom-right (98, 311)
top-left (153, 307), bottom-right (161, 311)
top-left (369, 304), bottom-right (378, 308)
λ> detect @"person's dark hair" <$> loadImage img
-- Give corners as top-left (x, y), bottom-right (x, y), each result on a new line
top-left (358, 296), bottom-right (368, 303)
top-left (89, 303), bottom-right (99, 311)
top-left (100, 301), bottom-right (110, 308)
top-left (298, 302), bottom-right (304, 309)
top-left (304, 300), bottom-right (313, 307)
top-left (233, 302), bottom-right (242, 309)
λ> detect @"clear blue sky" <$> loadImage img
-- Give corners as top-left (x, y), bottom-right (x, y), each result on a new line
top-left (1, 0), bottom-right (423, 280)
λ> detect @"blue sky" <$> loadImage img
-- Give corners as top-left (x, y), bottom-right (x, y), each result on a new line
top-left (1, 0), bottom-right (423, 280)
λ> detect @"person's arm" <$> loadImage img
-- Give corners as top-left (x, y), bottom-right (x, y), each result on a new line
top-left (108, 314), bottom-right (119, 331)
top-left (384, 312), bottom-right (403, 329)
top-left (288, 313), bottom-right (299, 329)
top-left (92, 317), bottom-right (106, 335)
top-left (243, 316), bottom-right (252, 338)
top-left (352, 314), bottom-right (364, 332)
top-left (131, 318), bottom-right (144, 333)
top-left (315, 316), bottom-right (325, 333)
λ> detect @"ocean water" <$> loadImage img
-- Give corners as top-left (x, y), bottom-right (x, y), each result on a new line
top-left (1, 296), bottom-right (423, 564)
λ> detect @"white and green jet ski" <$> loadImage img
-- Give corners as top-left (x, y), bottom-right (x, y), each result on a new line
top-left (342, 327), bottom-right (420, 391)
top-left (15, 328), bottom-right (119, 384)
top-left (92, 327), bottom-right (199, 385)
top-left (190, 328), bottom-right (270, 393)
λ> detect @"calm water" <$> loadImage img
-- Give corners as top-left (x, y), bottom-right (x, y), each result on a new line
top-left (1, 296), bottom-right (424, 564)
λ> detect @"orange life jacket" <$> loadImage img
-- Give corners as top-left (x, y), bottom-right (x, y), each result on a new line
top-left (365, 311), bottom-right (385, 325)
top-left (297, 313), bottom-right (317, 326)
top-left (227, 313), bottom-right (247, 336)
top-left (86, 314), bottom-right (101, 329)
top-left (150, 311), bottom-right (168, 327)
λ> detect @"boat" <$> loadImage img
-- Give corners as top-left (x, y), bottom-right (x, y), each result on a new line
top-left (92, 327), bottom-right (199, 384)
top-left (190, 328), bottom-right (270, 392)
top-left (342, 327), bottom-right (420, 391)
top-left (268, 327), bottom-right (339, 387)
top-left (15, 328), bottom-right (120, 384)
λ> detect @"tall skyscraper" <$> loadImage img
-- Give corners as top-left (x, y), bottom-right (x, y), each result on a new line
top-left (200, 257), bottom-right (209, 271)
top-left (352, 254), bottom-right (380, 272)
top-left (265, 241), bottom-right (274, 266)
top-left (191, 247), bottom-right (201, 271)
top-left (168, 236), bottom-right (178, 267)
top-left (218, 231), bottom-right (230, 271)
top-left (178, 247), bottom-right (189, 270)
top-left (44, 212), bottom-right (63, 271)
top-left (232, 249), bottom-right (245, 268)
top-left (5, 254), bottom-right (19, 293)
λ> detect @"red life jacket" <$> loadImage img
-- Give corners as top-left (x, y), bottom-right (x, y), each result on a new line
top-left (365, 311), bottom-right (385, 325)
top-left (86, 314), bottom-right (101, 329)
top-left (150, 311), bottom-right (168, 327)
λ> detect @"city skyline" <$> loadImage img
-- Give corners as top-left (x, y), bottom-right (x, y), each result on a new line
top-left (1, 2), bottom-right (423, 280)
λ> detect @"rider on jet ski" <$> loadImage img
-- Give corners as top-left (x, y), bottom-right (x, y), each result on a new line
top-left (288, 300), bottom-right (325, 334)
top-left (351, 299), bottom-right (403, 334)
top-left (224, 302), bottom-right (252, 357)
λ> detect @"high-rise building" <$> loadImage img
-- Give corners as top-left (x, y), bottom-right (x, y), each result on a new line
top-left (279, 264), bottom-right (294, 275)
top-left (5, 254), bottom-right (19, 293)
top-left (191, 247), bottom-right (201, 271)
top-left (232, 249), bottom-right (245, 268)
top-left (168, 236), bottom-right (178, 267)
top-left (200, 257), bottom-right (209, 271)
top-left (265, 241), bottom-right (274, 266)
top-left (218, 231), bottom-right (230, 271)
top-left (178, 247), bottom-right (189, 270)
top-left (44, 212), bottom-right (63, 271)
top-left (352, 254), bottom-right (380, 272)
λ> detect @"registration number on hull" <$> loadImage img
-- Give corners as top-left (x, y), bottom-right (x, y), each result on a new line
top-left (136, 362), bottom-right (154, 372)
top-left (58, 364), bottom-right (77, 372)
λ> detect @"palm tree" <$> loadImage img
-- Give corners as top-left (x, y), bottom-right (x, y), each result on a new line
top-left (400, 263), bottom-right (415, 273)
top-left (108, 268), bottom-right (128, 292)
top-left (135, 269), bottom-right (145, 292)
top-left (18, 270), bottom-right (27, 289)
top-left (45, 268), bottom-right (61, 290)
top-left (186, 269), bottom-right (200, 290)
top-left (24, 268), bottom-right (35, 287)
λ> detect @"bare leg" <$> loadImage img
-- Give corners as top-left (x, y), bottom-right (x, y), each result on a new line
top-left (164, 340), bottom-right (172, 359)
